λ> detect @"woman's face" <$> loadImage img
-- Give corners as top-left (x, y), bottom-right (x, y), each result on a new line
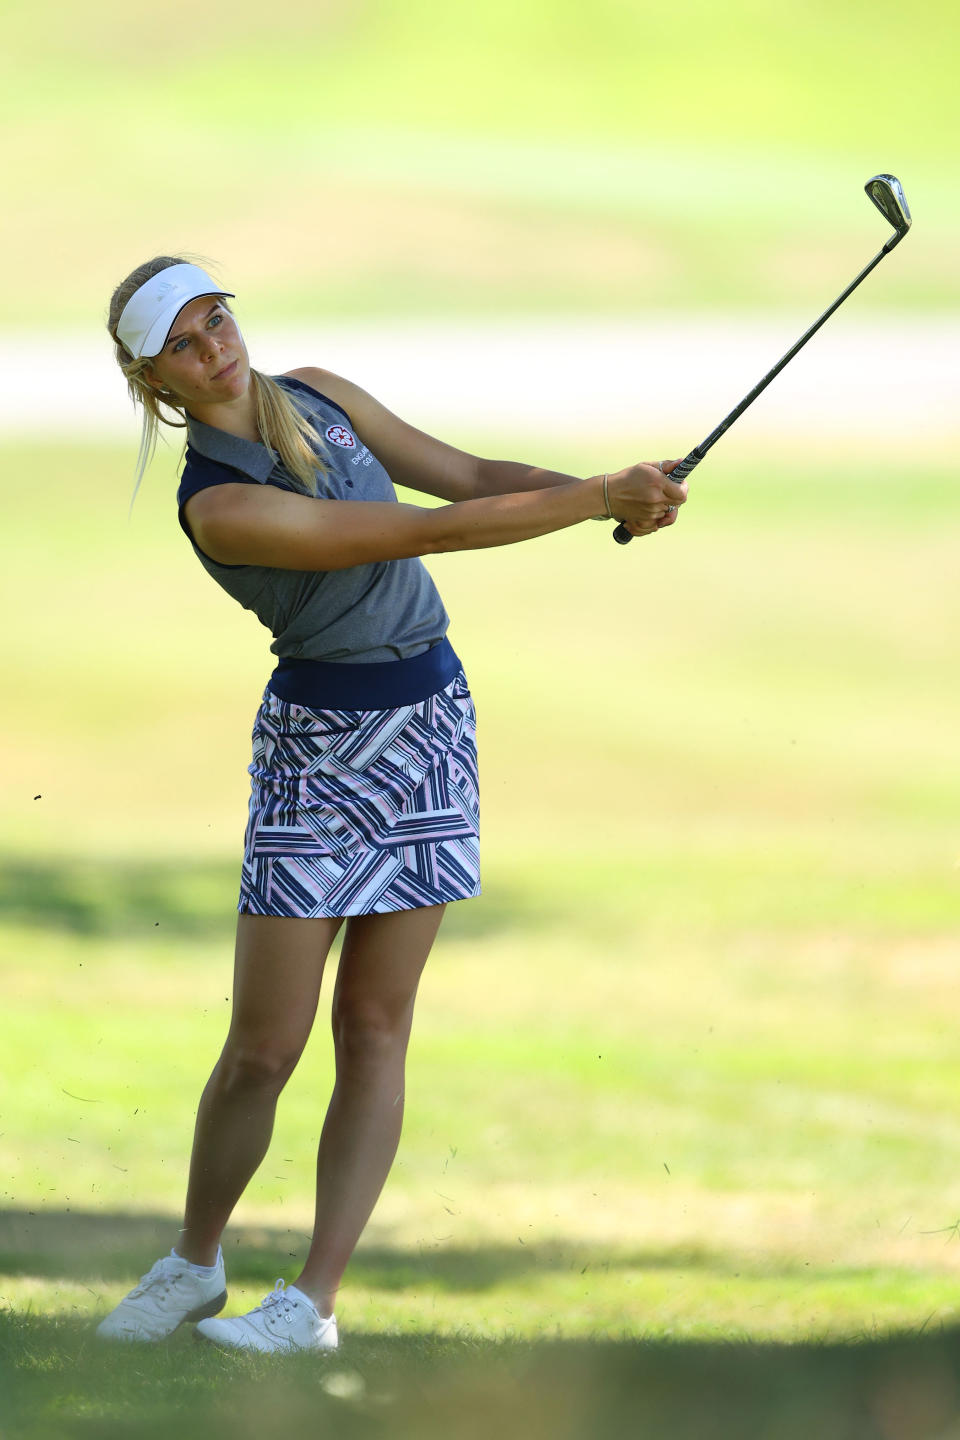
top-left (144, 295), bottom-right (250, 408)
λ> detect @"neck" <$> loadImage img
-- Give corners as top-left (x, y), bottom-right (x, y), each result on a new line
top-left (187, 376), bottom-right (261, 443)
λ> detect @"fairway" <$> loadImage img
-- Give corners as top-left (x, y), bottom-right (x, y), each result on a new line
top-left (3, 436), bottom-right (960, 1355)
top-left (4, 436), bottom-right (960, 1436)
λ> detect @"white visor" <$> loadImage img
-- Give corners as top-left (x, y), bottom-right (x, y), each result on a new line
top-left (116, 263), bottom-right (235, 359)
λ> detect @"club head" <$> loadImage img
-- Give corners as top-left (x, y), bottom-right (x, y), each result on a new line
top-left (865, 174), bottom-right (912, 251)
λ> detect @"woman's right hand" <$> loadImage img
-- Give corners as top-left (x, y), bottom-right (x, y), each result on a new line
top-left (605, 459), bottom-right (688, 538)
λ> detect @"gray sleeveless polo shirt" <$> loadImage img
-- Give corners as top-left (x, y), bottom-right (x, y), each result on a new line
top-left (176, 376), bottom-right (449, 665)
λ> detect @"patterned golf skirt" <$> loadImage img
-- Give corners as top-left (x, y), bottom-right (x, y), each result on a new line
top-left (238, 666), bottom-right (480, 918)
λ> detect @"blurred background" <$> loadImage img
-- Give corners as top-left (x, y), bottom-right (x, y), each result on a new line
top-left (3, 0), bottom-right (960, 1418)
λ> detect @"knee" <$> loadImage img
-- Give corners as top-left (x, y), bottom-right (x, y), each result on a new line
top-left (331, 1000), bottom-right (411, 1073)
top-left (217, 1037), bottom-right (303, 1094)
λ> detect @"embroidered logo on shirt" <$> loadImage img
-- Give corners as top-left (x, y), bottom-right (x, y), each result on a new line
top-left (325, 424), bottom-right (356, 449)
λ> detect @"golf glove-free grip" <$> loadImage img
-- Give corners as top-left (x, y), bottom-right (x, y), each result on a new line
top-left (612, 452), bottom-right (701, 545)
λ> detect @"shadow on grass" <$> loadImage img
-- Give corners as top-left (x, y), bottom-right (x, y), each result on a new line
top-left (0, 855), bottom-right (548, 942)
top-left (0, 1208), bottom-right (723, 1294)
top-left (0, 1208), bottom-right (941, 1298)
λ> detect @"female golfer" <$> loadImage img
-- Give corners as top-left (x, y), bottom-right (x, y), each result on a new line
top-left (95, 258), bottom-right (687, 1353)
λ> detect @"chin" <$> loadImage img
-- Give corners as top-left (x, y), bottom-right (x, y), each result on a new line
top-left (215, 361), bottom-right (248, 395)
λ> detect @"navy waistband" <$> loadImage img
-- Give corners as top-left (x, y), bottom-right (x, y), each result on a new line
top-left (267, 637), bottom-right (463, 709)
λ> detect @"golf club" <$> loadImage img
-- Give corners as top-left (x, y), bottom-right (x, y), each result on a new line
top-left (612, 174), bottom-right (912, 545)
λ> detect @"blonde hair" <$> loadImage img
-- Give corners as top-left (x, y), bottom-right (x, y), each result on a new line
top-left (106, 255), bottom-right (327, 508)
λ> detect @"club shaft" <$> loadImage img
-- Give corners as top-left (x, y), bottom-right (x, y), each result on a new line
top-left (612, 243), bottom-right (891, 545)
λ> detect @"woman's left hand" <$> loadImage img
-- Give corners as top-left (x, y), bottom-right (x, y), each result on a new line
top-left (616, 459), bottom-right (684, 538)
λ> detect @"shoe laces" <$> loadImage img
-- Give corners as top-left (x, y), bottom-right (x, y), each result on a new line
top-left (128, 1257), bottom-right (182, 1302)
top-left (261, 1278), bottom-right (297, 1326)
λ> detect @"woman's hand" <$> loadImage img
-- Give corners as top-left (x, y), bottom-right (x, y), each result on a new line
top-left (606, 459), bottom-right (687, 538)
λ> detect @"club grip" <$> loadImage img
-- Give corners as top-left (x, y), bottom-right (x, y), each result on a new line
top-left (612, 452), bottom-right (702, 546)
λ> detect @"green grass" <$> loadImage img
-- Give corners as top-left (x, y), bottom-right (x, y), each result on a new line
top-left (8, 1319), bottom-right (960, 1440)
top-left (2, 0), bottom-right (958, 323)
top-left (5, 0), bottom-right (954, 148)
top-left (3, 435), bottom-right (960, 1430)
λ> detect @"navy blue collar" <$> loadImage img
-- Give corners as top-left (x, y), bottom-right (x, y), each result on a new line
top-left (184, 410), bottom-right (277, 483)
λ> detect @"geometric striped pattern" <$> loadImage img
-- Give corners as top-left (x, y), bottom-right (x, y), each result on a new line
top-left (238, 670), bottom-right (480, 917)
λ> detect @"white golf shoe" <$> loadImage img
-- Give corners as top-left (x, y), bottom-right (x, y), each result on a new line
top-left (195, 1278), bottom-right (338, 1353)
top-left (95, 1249), bottom-right (227, 1343)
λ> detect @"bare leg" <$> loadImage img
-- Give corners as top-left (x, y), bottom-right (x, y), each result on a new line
top-left (292, 904), bottom-right (446, 1315)
top-left (176, 913), bottom-right (342, 1266)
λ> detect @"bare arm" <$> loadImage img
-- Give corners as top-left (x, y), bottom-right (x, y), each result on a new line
top-left (285, 366), bottom-right (483, 502)
top-left (285, 367), bottom-right (587, 502)
top-left (473, 457), bottom-right (582, 498)
top-left (185, 474), bottom-right (650, 572)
